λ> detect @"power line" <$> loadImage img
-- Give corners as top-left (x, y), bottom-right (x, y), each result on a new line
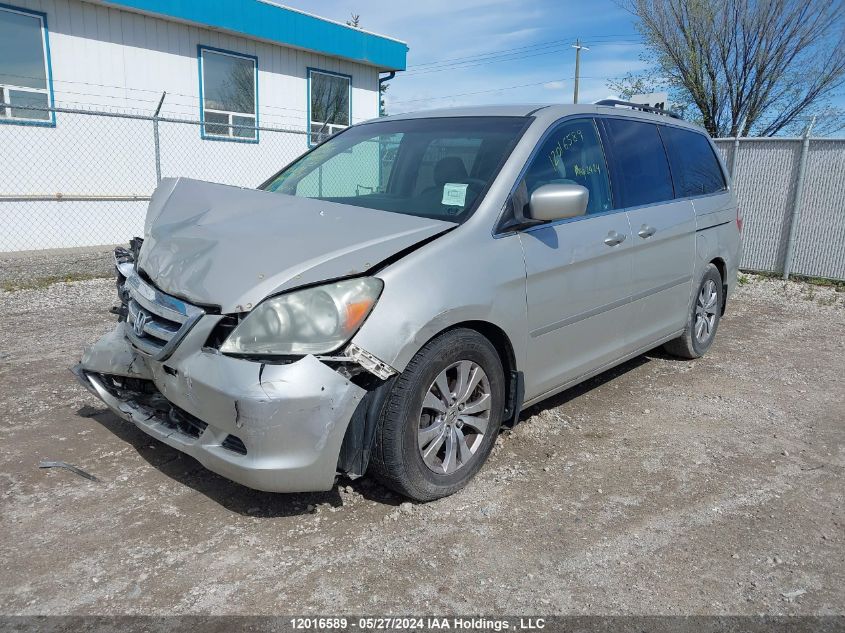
top-left (389, 73), bottom-right (616, 107)
top-left (391, 77), bottom-right (575, 104)
top-left (406, 34), bottom-right (641, 69)
top-left (405, 44), bottom-right (575, 75)
top-left (402, 37), bottom-right (641, 77)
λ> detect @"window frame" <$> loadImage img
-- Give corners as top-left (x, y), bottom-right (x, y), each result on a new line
top-left (307, 67), bottom-right (352, 148)
top-left (597, 116), bottom-right (676, 210)
top-left (658, 124), bottom-right (728, 199)
top-left (521, 117), bottom-right (614, 215)
top-left (495, 115), bottom-right (618, 236)
top-left (0, 2), bottom-right (55, 127)
top-left (497, 114), bottom-right (731, 237)
top-left (197, 45), bottom-right (259, 143)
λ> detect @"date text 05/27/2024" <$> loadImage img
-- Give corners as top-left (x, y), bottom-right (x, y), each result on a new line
top-left (289, 617), bottom-right (547, 631)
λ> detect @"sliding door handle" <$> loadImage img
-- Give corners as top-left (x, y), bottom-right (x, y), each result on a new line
top-left (604, 231), bottom-right (626, 247)
top-left (638, 224), bottom-right (657, 239)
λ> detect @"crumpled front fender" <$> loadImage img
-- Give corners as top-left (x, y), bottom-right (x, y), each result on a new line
top-left (79, 325), bottom-right (152, 380)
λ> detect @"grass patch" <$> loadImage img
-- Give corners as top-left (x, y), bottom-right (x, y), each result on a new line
top-left (1, 272), bottom-right (112, 292)
top-left (741, 269), bottom-right (845, 290)
top-left (799, 276), bottom-right (845, 291)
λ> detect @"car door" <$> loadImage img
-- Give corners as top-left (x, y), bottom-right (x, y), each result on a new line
top-left (600, 117), bottom-right (696, 350)
top-left (517, 117), bottom-right (635, 401)
top-left (660, 123), bottom-right (735, 289)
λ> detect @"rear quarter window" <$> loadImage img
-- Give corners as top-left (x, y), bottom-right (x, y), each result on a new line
top-left (603, 118), bottom-right (674, 207)
top-left (660, 126), bottom-right (727, 197)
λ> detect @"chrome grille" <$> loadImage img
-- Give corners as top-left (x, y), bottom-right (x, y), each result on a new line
top-left (124, 272), bottom-right (204, 360)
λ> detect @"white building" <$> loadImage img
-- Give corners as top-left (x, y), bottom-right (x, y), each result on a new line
top-left (0, 0), bottom-right (407, 251)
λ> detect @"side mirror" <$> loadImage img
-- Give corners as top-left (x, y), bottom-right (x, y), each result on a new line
top-left (528, 183), bottom-right (589, 222)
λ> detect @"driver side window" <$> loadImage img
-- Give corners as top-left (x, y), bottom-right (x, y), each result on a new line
top-left (524, 118), bottom-right (612, 214)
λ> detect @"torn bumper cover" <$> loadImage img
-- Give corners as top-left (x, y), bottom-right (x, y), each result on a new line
top-left (73, 321), bottom-right (368, 493)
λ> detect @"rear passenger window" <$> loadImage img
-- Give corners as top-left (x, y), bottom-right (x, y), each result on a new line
top-left (603, 118), bottom-right (674, 207)
top-left (523, 118), bottom-right (612, 215)
top-left (660, 126), bottom-right (727, 197)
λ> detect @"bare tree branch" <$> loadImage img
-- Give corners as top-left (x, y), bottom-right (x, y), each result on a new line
top-left (613, 0), bottom-right (845, 136)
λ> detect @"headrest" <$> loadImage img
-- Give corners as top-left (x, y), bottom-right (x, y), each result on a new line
top-left (434, 157), bottom-right (468, 185)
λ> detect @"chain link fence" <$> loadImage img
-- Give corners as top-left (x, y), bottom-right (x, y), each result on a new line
top-left (2, 103), bottom-right (844, 281)
top-left (0, 102), bottom-right (309, 251)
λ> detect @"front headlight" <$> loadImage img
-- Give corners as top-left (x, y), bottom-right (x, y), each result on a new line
top-left (220, 277), bottom-right (383, 356)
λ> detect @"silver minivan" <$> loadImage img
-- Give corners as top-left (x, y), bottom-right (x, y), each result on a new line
top-left (74, 101), bottom-right (742, 501)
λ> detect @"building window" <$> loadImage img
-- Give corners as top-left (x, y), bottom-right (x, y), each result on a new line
top-left (199, 46), bottom-right (257, 141)
top-left (308, 68), bottom-right (350, 146)
top-left (0, 5), bottom-right (54, 125)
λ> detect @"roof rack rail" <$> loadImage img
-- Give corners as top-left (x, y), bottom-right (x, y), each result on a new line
top-left (594, 99), bottom-right (683, 120)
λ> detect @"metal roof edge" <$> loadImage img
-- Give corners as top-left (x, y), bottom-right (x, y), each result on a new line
top-left (85, 0), bottom-right (408, 71)
top-left (255, 1), bottom-right (407, 45)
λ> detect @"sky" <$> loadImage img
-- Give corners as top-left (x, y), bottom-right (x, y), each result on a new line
top-left (279, 0), bottom-right (649, 115)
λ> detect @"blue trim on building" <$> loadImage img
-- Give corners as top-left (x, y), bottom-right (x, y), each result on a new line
top-left (306, 67), bottom-right (352, 148)
top-left (0, 2), bottom-right (56, 128)
top-left (198, 44), bottom-right (259, 144)
top-left (96, 0), bottom-right (407, 71)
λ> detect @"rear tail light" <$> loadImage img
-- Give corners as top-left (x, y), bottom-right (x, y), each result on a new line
top-left (736, 207), bottom-right (743, 233)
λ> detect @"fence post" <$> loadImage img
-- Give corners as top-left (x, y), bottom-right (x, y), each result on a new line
top-left (152, 92), bottom-right (166, 184)
top-left (782, 116), bottom-right (815, 280)
top-left (728, 116), bottom-right (746, 178)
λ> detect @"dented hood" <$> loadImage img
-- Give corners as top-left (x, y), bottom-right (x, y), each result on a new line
top-left (138, 178), bottom-right (455, 313)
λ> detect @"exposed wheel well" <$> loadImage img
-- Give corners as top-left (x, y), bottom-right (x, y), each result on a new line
top-left (443, 320), bottom-right (522, 426)
top-left (445, 320), bottom-right (516, 380)
top-left (710, 257), bottom-right (728, 315)
top-left (336, 320), bottom-right (521, 477)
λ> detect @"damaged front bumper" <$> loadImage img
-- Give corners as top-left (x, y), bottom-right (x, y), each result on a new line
top-left (73, 318), bottom-right (369, 493)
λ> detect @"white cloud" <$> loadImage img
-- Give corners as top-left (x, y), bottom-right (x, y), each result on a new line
top-left (282, 0), bottom-right (649, 112)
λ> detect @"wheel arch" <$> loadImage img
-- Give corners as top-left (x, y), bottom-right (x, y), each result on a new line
top-left (446, 320), bottom-right (516, 379)
top-left (337, 319), bottom-right (523, 478)
top-left (710, 256), bottom-right (728, 315)
top-left (432, 320), bottom-right (523, 426)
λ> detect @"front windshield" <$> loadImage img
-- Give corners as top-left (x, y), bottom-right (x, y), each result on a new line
top-left (262, 117), bottom-right (530, 223)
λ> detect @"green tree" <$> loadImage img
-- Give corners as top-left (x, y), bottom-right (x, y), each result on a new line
top-left (380, 81), bottom-right (389, 117)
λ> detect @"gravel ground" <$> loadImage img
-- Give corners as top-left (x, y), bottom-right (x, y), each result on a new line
top-left (0, 273), bottom-right (843, 615)
top-left (0, 247), bottom-right (114, 290)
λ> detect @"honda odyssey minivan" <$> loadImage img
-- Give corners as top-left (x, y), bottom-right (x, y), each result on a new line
top-left (74, 101), bottom-right (742, 501)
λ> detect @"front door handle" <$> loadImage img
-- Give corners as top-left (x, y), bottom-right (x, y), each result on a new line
top-left (638, 224), bottom-right (657, 239)
top-left (604, 230), bottom-right (626, 247)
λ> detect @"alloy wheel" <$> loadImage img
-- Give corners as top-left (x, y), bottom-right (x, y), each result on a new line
top-left (695, 279), bottom-right (719, 343)
top-left (417, 360), bottom-right (492, 475)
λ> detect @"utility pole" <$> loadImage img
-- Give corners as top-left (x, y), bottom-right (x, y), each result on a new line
top-left (572, 38), bottom-right (589, 104)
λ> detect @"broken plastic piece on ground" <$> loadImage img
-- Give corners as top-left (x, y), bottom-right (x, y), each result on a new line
top-left (38, 461), bottom-right (99, 482)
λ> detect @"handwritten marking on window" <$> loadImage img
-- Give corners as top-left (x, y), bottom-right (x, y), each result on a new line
top-left (549, 129), bottom-right (585, 170)
top-left (573, 163), bottom-right (601, 177)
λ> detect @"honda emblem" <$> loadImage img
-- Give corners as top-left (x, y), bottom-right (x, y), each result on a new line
top-left (132, 309), bottom-right (150, 337)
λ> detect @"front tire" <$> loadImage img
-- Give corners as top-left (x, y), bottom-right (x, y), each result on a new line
top-left (369, 328), bottom-right (505, 501)
top-left (664, 263), bottom-right (723, 359)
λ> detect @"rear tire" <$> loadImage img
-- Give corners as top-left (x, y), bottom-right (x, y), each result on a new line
top-left (369, 328), bottom-right (505, 501)
top-left (664, 263), bottom-right (723, 359)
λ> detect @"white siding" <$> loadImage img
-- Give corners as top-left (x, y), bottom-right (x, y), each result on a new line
top-left (12, 0), bottom-right (379, 124)
top-left (1, 0), bottom-right (382, 251)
